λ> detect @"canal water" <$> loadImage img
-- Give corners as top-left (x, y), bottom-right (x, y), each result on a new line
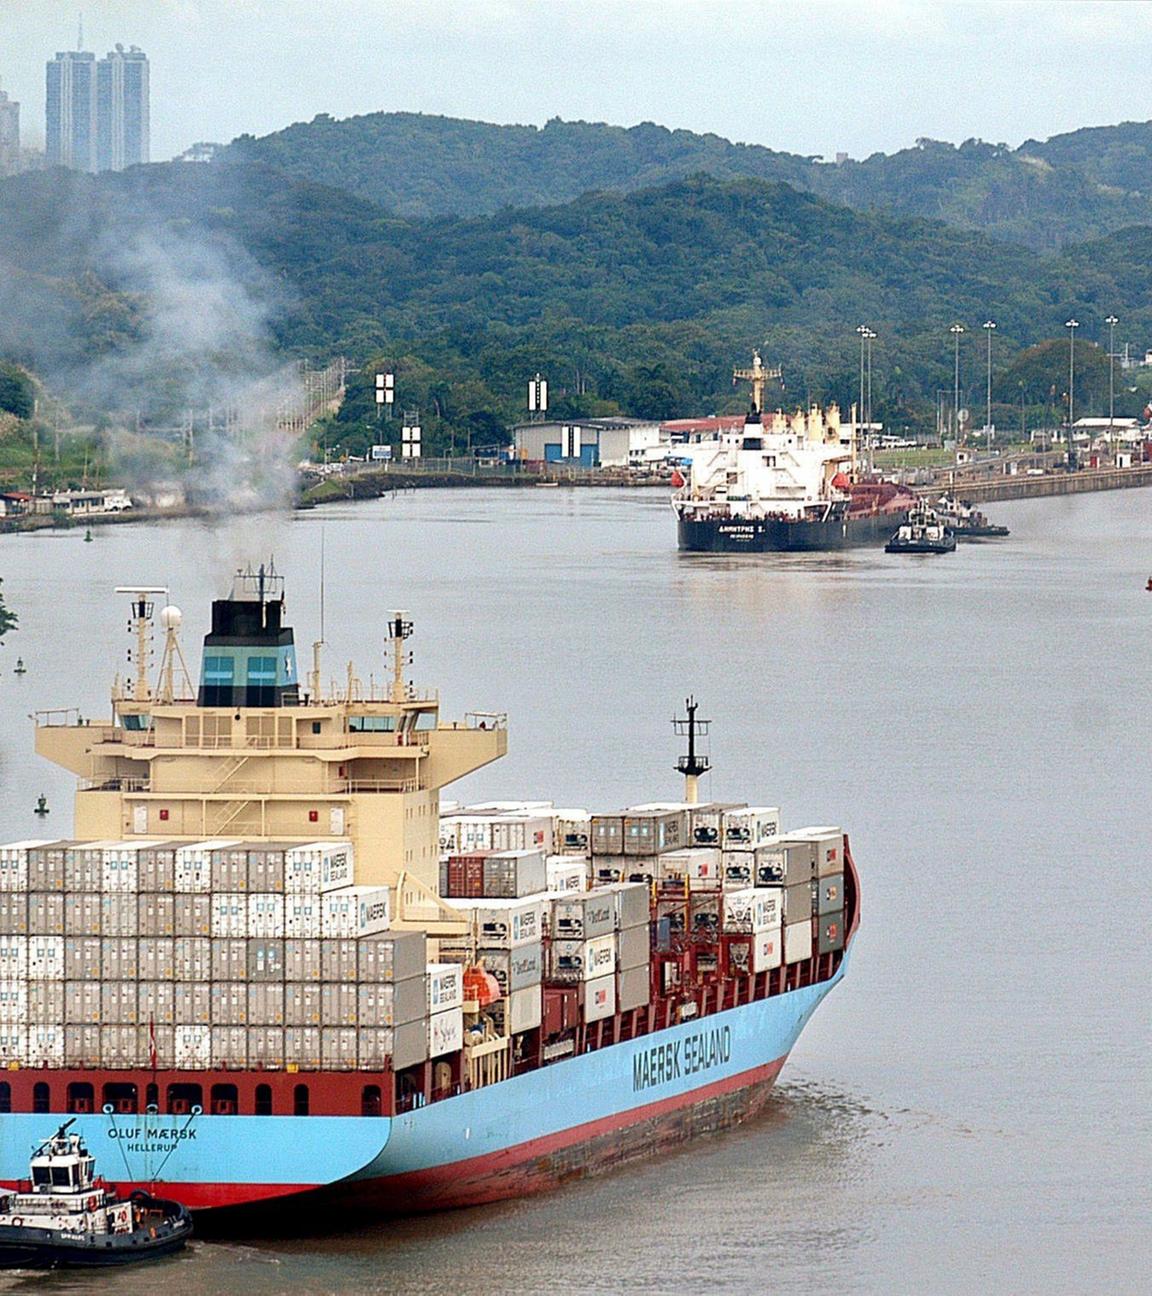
top-left (0, 487), bottom-right (1147, 1294)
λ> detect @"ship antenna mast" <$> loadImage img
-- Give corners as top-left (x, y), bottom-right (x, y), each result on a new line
top-left (156, 603), bottom-right (193, 703)
top-left (114, 586), bottom-right (167, 702)
top-left (310, 527), bottom-right (326, 701)
top-left (674, 695), bottom-right (711, 805)
top-left (733, 348), bottom-right (782, 415)
top-left (389, 610), bottom-right (414, 703)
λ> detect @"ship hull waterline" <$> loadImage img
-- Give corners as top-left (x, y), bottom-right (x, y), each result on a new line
top-left (0, 963), bottom-right (845, 1221)
top-left (677, 512), bottom-right (904, 553)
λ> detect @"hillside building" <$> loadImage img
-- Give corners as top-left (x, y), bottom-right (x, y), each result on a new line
top-left (0, 85), bottom-right (19, 175)
top-left (46, 44), bottom-right (149, 173)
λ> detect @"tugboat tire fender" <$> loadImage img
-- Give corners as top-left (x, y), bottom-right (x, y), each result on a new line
top-left (10, 1217), bottom-right (21, 1227)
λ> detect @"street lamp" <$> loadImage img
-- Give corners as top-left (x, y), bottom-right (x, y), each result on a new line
top-left (982, 321), bottom-right (996, 451)
top-left (1066, 319), bottom-right (1079, 470)
top-left (1105, 314), bottom-right (1118, 454)
top-left (949, 323), bottom-right (965, 442)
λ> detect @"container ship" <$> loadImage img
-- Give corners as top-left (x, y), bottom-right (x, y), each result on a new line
top-left (673, 352), bottom-right (914, 552)
top-left (0, 565), bottom-right (858, 1219)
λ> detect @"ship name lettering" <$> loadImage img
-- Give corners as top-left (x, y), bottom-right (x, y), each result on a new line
top-left (108, 1128), bottom-right (197, 1142)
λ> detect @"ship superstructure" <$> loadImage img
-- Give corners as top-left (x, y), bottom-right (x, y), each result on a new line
top-left (0, 567), bottom-right (859, 1218)
top-left (673, 352), bottom-right (913, 551)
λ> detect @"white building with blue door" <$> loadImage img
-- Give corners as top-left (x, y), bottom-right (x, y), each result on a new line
top-left (513, 418), bottom-right (664, 468)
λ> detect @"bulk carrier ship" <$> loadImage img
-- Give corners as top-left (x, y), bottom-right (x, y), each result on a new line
top-left (673, 352), bottom-right (914, 552)
top-left (0, 566), bottom-right (858, 1219)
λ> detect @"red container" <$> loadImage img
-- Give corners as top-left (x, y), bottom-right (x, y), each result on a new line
top-left (447, 854), bottom-right (488, 898)
top-left (542, 986), bottom-right (578, 1037)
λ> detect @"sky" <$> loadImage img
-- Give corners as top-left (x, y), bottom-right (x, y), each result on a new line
top-left (1, 0), bottom-right (1150, 160)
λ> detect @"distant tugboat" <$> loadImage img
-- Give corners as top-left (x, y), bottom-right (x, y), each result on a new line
top-left (885, 504), bottom-right (956, 555)
top-left (935, 494), bottom-right (1009, 539)
top-left (0, 1122), bottom-right (191, 1268)
top-left (13, 658), bottom-right (25, 676)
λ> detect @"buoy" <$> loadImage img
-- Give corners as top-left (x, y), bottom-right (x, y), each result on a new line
top-left (84, 529), bottom-right (93, 542)
top-left (13, 658), bottom-right (25, 675)
top-left (33, 794), bottom-right (49, 817)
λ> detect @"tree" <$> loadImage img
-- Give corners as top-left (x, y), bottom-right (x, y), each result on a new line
top-left (0, 579), bottom-right (16, 642)
top-left (0, 363), bottom-right (33, 420)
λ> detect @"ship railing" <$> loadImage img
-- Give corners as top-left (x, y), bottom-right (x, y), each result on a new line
top-left (463, 712), bottom-right (507, 731)
top-left (32, 708), bottom-right (82, 728)
top-left (80, 777), bottom-right (151, 793)
top-left (341, 778), bottom-right (421, 793)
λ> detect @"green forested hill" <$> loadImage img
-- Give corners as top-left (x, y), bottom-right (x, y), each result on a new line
top-left (0, 158), bottom-right (1147, 451)
top-left (223, 113), bottom-right (1152, 251)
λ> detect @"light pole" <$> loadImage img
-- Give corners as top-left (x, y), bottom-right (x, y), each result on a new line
top-left (1066, 318), bottom-right (1079, 470)
top-left (1105, 313), bottom-right (1118, 456)
top-left (950, 323), bottom-right (965, 442)
top-left (856, 324), bottom-right (869, 470)
top-left (860, 329), bottom-right (870, 471)
top-left (982, 321), bottom-right (995, 452)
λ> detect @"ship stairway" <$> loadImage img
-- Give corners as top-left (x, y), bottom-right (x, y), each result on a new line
top-left (210, 755), bottom-right (251, 795)
top-left (210, 798), bottom-right (258, 836)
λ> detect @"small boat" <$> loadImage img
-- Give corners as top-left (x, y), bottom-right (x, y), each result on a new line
top-left (0, 1121), bottom-right (192, 1269)
top-left (13, 658), bottom-right (25, 675)
top-left (885, 505), bottom-right (956, 555)
top-left (935, 494), bottom-right (1009, 539)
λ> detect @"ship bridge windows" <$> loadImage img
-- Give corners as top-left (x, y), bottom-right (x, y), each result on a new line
top-left (246, 656), bottom-right (278, 708)
top-left (413, 710), bottom-right (437, 732)
top-left (349, 715), bottom-right (396, 733)
top-left (121, 713), bottom-right (152, 731)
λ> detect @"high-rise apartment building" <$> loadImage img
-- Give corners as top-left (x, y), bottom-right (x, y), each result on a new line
top-left (96, 44), bottom-right (149, 171)
top-left (46, 43), bottom-right (149, 173)
top-left (46, 49), bottom-right (97, 170)
top-left (0, 84), bottom-right (19, 175)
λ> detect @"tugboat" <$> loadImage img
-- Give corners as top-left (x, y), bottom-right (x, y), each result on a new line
top-left (935, 494), bottom-right (1010, 539)
top-left (0, 1121), bottom-right (191, 1268)
top-left (885, 504), bottom-right (956, 555)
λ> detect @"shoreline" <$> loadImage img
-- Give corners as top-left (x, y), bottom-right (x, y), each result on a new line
top-left (2, 461), bottom-right (1151, 537)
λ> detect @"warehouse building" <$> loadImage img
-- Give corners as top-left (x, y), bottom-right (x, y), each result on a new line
top-left (513, 418), bottom-right (663, 468)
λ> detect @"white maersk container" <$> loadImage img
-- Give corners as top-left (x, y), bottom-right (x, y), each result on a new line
top-left (752, 926), bottom-right (783, 972)
top-left (582, 973), bottom-right (616, 1023)
top-left (101, 841), bottom-right (159, 893)
top-left (722, 887), bottom-right (782, 934)
top-left (549, 933), bottom-right (617, 983)
top-left (210, 893), bottom-right (248, 938)
top-left (26, 1024), bottom-right (64, 1067)
top-left (658, 848), bottom-right (722, 886)
top-left (248, 892), bottom-right (286, 939)
top-left (285, 842), bottom-right (355, 894)
top-left (490, 815), bottom-right (553, 855)
top-left (426, 962), bottom-right (464, 1013)
top-left (27, 935), bottom-right (65, 981)
top-left (508, 984), bottom-right (542, 1034)
top-left (439, 816), bottom-right (493, 854)
top-left (551, 892), bottom-right (615, 941)
top-left (175, 840), bottom-right (241, 894)
top-left (0, 1026), bottom-right (26, 1061)
top-left (321, 886), bottom-right (390, 939)
top-left (0, 936), bottom-right (27, 978)
top-left (553, 809), bottom-right (591, 854)
top-left (545, 856), bottom-right (586, 893)
top-left (428, 1007), bottom-right (464, 1058)
top-left (284, 895), bottom-right (323, 939)
top-left (789, 826), bottom-right (845, 877)
top-left (784, 919), bottom-right (814, 964)
top-left (609, 881), bottom-right (650, 929)
top-left (722, 807), bottom-right (780, 848)
top-left (0, 979), bottom-right (27, 1024)
top-left (465, 898), bottom-right (544, 949)
top-left (0, 841), bottom-right (55, 893)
